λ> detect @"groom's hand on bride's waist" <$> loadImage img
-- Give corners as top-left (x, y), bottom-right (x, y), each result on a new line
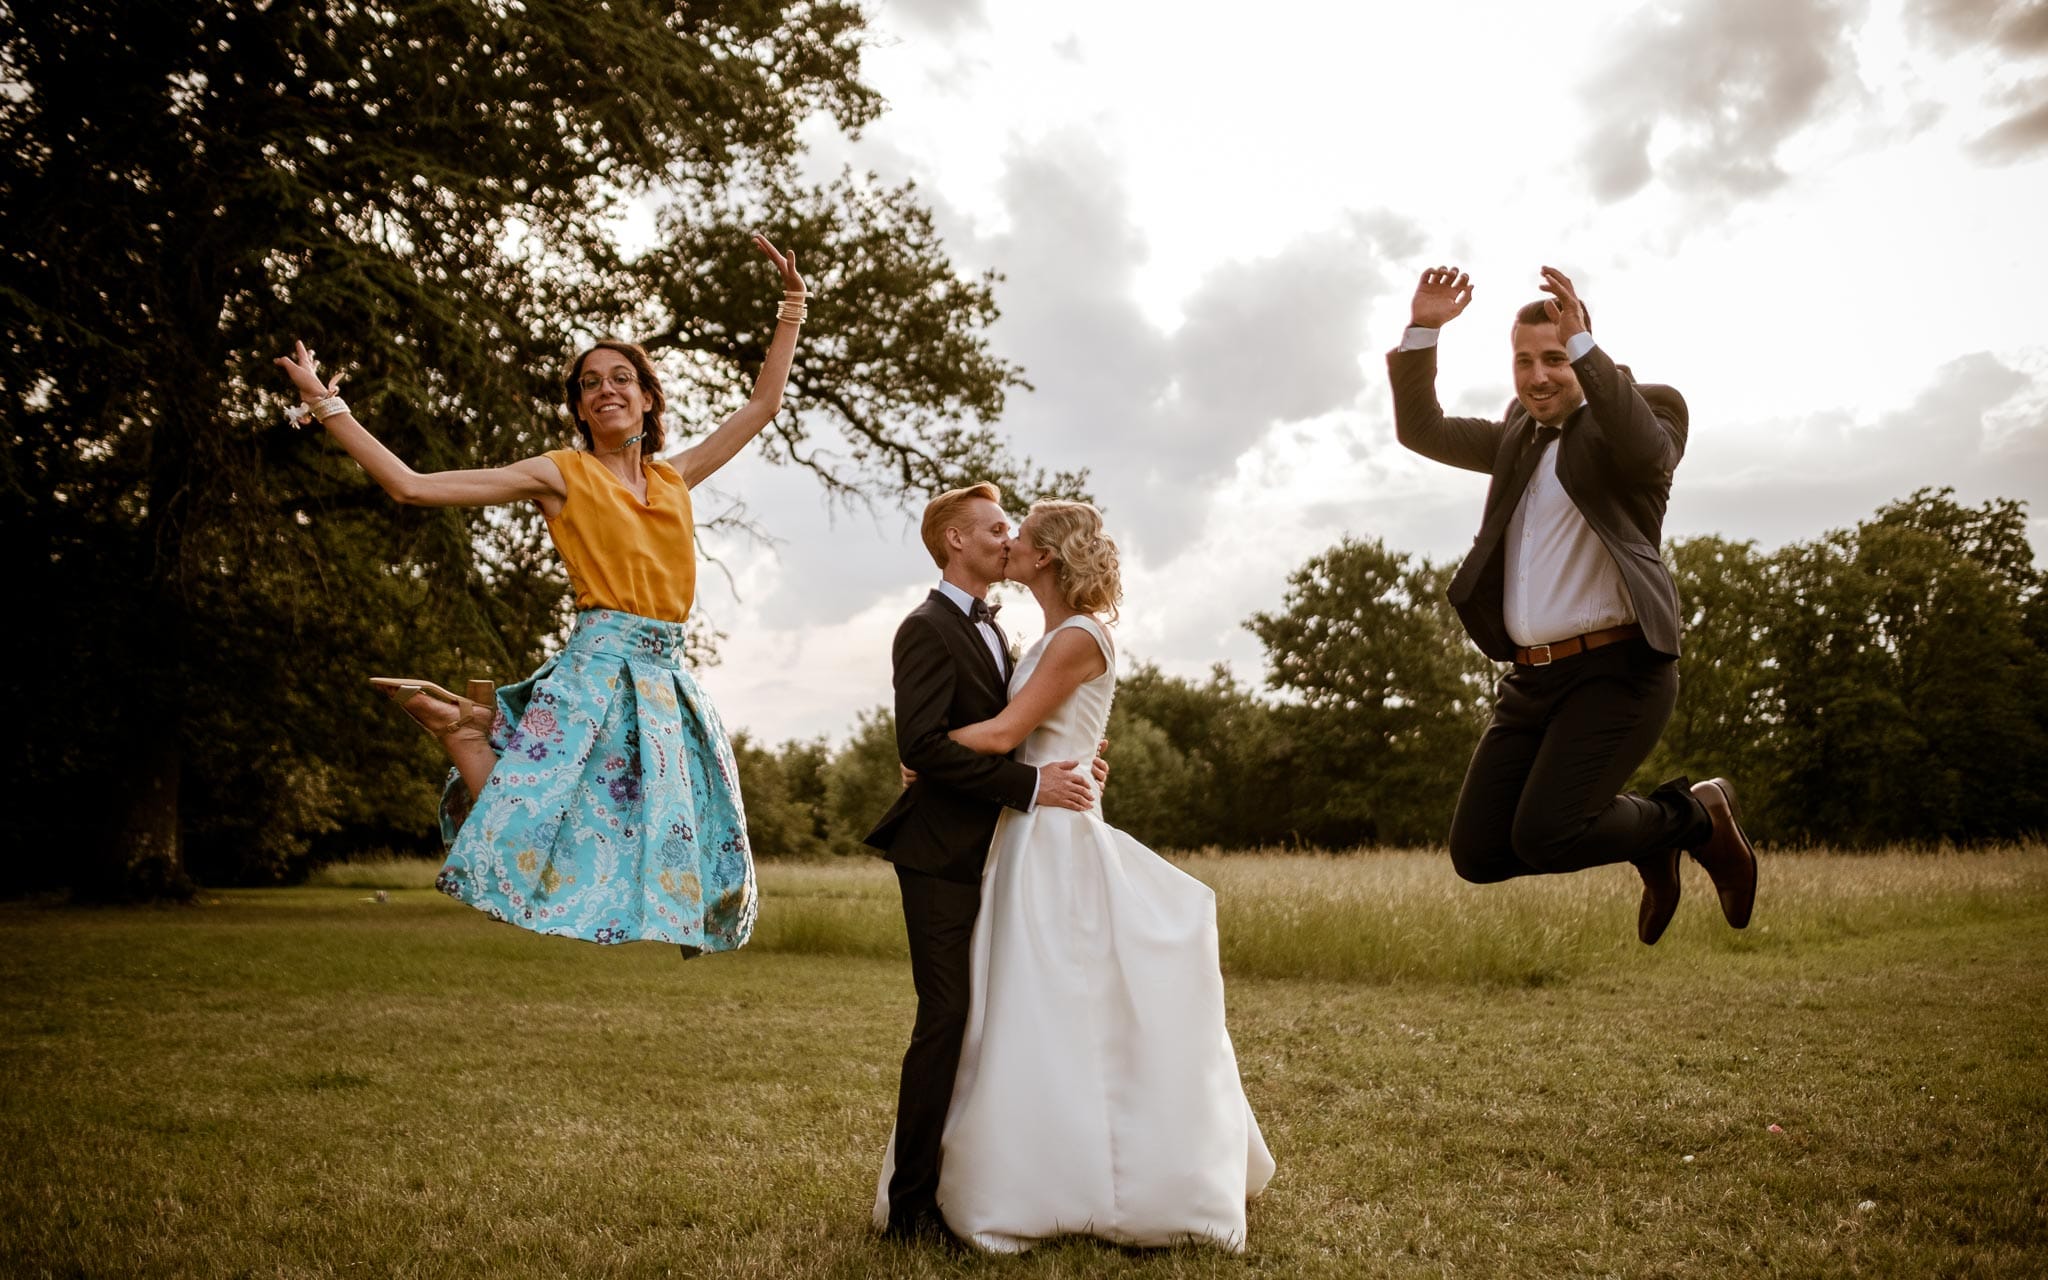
top-left (1035, 761), bottom-right (1093, 811)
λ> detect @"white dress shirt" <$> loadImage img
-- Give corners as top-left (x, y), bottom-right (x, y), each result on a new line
top-left (1501, 434), bottom-right (1636, 646)
top-left (934, 579), bottom-right (1008, 675)
top-left (1400, 326), bottom-right (1637, 647)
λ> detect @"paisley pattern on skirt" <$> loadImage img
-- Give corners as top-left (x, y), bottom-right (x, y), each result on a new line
top-left (434, 608), bottom-right (756, 954)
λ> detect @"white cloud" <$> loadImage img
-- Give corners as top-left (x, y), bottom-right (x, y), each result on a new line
top-left (1971, 86), bottom-right (2048, 160)
top-left (876, 0), bottom-right (989, 38)
top-left (959, 131), bottom-right (1401, 561)
top-left (1578, 0), bottom-right (1868, 202)
top-left (1668, 350), bottom-right (2048, 550)
top-left (1904, 0), bottom-right (2048, 161)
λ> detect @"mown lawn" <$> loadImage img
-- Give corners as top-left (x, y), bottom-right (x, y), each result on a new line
top-left (2, 851), bottom-right (2044, 1278)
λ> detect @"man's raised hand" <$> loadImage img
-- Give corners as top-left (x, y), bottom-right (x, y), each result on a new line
top-left (1411, 267), bottom-right (1474, 329)
top-left (1539, 266), bottom-right (1589, 342)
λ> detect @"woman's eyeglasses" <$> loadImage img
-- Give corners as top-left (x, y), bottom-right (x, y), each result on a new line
top-left (577, 370), bottom-right (641, 394)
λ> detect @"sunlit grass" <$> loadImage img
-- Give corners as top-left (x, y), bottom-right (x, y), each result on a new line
top-left (3, 848), bottom-right (2045, 1277)
top-left (1188, 846), bottom-right (2048, 983)
top-left (308, 854), bottom-right (443, 891)
top-left (313, 846), bottom-right (2048, 982)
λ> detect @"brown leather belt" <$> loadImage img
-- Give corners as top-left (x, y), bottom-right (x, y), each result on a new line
top-left (1514, 622), bottom-right (1643, 667)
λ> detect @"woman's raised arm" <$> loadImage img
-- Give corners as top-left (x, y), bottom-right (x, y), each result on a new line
top-left (273, 340), bottom-right (568, 510)
top-left (674, 233), bottom-right (807, 489)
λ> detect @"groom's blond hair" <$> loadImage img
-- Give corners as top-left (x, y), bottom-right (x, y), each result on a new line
top-left (921, 482), bottom-right (1003, 568)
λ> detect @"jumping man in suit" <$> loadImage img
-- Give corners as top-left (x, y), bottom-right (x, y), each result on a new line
top-left (1388, 265), bottom-right (1757, 945)
top-left (864, 482), bottom-right (1095, 1243)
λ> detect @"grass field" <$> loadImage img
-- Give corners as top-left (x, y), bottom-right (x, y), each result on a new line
top-left (3, 850), bottom-right (2045, 1278)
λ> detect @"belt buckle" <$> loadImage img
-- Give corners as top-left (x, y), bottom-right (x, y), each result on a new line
top-left (1529, 643), bottom-right (1553, 667)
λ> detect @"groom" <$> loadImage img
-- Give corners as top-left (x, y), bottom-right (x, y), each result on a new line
top-left (1388, 265), bottom-right (1757, 945)
top-left (864, 482), bottom-right (1093, 1243)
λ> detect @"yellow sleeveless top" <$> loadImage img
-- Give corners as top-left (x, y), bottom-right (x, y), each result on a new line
top-left (543, 449), bottom-right (697, 623)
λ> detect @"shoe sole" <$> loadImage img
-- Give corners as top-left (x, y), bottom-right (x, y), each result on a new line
top-left (1638, 845), bottom-right (1681, 946)
top-left (1700, 778), bottom-right (1757, 929)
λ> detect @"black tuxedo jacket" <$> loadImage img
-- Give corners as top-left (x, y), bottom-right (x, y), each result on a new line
top-left (863, 591), bottom-right (1037, 883)
top-left (1388, 341), bottom-right (1688, 661)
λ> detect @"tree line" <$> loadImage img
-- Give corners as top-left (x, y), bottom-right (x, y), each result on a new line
top-left (737, 488), bottom-right (2048, 856)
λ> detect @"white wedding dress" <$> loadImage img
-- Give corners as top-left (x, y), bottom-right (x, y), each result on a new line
top-left (873, 614), bottom-right (1275, 1252)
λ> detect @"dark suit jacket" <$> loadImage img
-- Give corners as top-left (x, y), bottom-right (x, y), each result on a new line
top-left (1388, 341), bottom-right (1688, 661)
top-left (863, 591), bottom-right (1038, 882)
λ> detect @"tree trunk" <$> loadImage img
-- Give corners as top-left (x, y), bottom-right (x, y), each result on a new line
top-left (78, 734), bottom-right (193, 902)
top-left (79, 298), bottom-right (212, 902)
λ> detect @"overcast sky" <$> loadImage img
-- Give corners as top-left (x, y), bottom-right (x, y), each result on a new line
top-left (686, 0), bottom-right (2048, 747)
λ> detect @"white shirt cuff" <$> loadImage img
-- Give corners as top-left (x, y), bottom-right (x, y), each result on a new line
top-left (1399, 325), bottom-right (1441, 351)
top-left (1565, 331), bottom-right (1597, 362)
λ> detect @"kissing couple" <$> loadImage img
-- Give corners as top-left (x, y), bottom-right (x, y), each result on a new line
top-left (864, 486), bottom-right (1276, 1253)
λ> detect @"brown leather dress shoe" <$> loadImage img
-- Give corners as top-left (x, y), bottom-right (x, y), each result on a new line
top-left (1633, 845), bottom-right (1682, 945)
top-left (1689, 778), bottom-right (1757, 928)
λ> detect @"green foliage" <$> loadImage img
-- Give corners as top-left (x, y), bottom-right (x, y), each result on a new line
top-left (820, 708), bottom-right (904, 857)
top-left (1640, 488), bottom-right (2048, 844)
top-left (1637, 534), bottom-right (1777, 796)
top-left (1094, 710), bottom-right (1211, 848)
top-left (1756, 489), bottom-right (2048, 844)
top-left (1105, 661), bottom-right (1293, 849)
top-left (731, 732), bottom-right (833, 862)
top-left (3, 1), bottom-right (1051, 893)
top-left (1247, 538), bottom-right (1495, 846)
top-left (733, 709), bottom-right (899, 860)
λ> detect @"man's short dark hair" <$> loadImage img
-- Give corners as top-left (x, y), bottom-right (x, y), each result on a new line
top-left (1515, 298), bottom-right (1591, 331)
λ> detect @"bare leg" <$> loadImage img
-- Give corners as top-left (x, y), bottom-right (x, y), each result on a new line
top-left (378, 685), bottom-right (498, 800)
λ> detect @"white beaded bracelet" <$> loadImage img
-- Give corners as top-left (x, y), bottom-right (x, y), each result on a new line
top-left (309, 395), bottom-right (351, 421)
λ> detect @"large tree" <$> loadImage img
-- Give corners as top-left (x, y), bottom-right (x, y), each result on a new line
top-left (1763, 490), bottom-right (2048, 845)
top-left (1247, 538), bottom-right (1496, 846)
top-left (1105, 661), bottom-right (1282, 850)
top-left (2, 1), bottom-right (1073, 895)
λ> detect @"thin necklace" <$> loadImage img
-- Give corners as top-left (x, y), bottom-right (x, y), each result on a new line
top-left (595, 432), bottom-right (644, 457)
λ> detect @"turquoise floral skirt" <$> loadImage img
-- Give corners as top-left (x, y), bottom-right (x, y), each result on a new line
top-left (433, 608), bottom-right (756, 954)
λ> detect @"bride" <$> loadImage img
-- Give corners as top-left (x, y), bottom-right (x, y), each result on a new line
top-left (874, 499), bottom-right (1275, 1252)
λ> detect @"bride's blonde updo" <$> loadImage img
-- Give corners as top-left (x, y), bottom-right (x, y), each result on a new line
top-left (1026, 500), bottom-right (1122, 621)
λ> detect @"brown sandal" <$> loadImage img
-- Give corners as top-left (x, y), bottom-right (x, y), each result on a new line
top-left (369, 677), bottom-right (495, 743)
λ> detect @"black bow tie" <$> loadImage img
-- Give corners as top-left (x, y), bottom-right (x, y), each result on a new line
top-left (969, 597), bottom-right (1000, 624)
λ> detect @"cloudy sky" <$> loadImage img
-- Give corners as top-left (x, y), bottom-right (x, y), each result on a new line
top-left (686, 0), bottom-right (2048, 747)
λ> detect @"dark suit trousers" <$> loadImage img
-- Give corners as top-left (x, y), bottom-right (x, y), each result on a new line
top-left (886, 865), bottom-right (981, 1224)
top-left (1449, 639), bottom-right (1698, 882)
